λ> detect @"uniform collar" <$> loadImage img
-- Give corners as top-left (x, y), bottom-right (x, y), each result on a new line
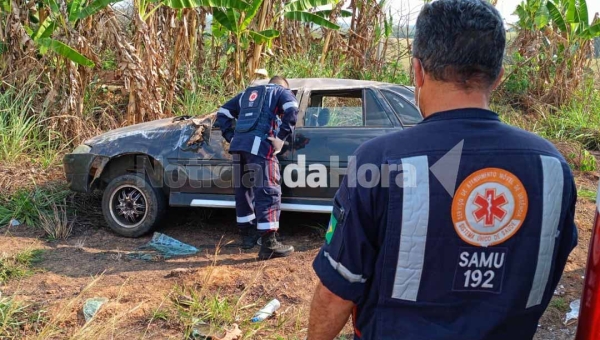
top-left (420, 108), bottom-right (500, 123)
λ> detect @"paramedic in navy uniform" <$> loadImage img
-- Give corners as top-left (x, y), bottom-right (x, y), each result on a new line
top-left (308, 0), bottom-right (578, 339)
top-left (216, 76), bottom-right (298, 259)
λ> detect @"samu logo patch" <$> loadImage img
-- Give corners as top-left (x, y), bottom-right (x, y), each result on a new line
top-left (451, 168), bottom-right (529, 247)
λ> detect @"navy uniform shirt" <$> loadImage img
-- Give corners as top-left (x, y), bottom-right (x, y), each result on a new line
top-left (216, 85), bottom-right (298, 159)
top-left (313, 109), bottom-right (578, 340)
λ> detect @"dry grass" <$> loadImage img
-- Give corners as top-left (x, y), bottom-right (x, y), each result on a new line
top-left (38, 201), bottom-right (75, 241)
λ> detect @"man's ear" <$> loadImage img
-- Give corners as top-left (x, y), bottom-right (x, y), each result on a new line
top-left (491, 67), bottom-right (504, 91)
top-left (413, 58), bottom-right (425, 88)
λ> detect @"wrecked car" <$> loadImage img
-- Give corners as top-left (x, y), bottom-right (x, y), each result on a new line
top-left (63, 78), bottom-right (420, 237)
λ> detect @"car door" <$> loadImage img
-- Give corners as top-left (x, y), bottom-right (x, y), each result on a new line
top-left (290, 87), bottom-right (400, 200)
top-left (173, 89), bottom-right (303, 198)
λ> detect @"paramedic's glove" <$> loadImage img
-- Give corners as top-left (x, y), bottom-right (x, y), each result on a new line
top-left (268, 137), bottom-right (284, 155)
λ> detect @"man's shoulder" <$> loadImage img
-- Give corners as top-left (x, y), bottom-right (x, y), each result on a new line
top-left (356, 117), bottom-right (566, 164)
top-left (495, 122), bottom-right (565, 158)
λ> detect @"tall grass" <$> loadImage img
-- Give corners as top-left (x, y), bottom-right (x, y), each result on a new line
top-left (0, 249), bottom-right (43, 284)
top-left (0, 185), bottom-right (70, 227)
top-left (0, 87), bottom-right (66, 168)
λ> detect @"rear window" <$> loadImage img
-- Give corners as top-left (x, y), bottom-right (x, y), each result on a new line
top-left (381, 89), bottom-right (422, 126)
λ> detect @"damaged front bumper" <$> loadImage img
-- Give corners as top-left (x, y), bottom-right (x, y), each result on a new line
top-left (63, 150), bottom-right (109, 193)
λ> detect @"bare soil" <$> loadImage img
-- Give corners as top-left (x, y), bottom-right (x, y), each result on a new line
top-left (0, 169), bottom-right (598, 339)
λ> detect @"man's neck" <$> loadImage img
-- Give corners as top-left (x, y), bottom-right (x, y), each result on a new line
top-left (419, 83), bottom-right (491, 118)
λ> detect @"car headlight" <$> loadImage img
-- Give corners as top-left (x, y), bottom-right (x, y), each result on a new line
top-left (72, 144), bottom-right (92, 154)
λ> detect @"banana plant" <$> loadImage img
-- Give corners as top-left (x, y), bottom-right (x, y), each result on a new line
top-left (545, 0), bottom-right (600, 39)
top-left (283, 0), bottom-right (341, 30)
top-left (23, 0), bottom-right (120, 68)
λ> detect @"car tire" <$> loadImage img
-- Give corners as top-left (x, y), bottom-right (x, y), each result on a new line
top-left (102, 173), bottom-right (166, 238)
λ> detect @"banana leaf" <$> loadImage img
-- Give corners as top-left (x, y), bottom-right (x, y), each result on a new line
top-left (31, 18), bottom-right (57, 41)
top-left (163, 0), bottom-right (249, 10)
top-left (547, 1), bottom-right (567, 32)
top-left (241, 0), bottom-right (264, 31)
top-left (314, 9), bottom-right (352, 18)
top-left (78, 0), bottom-right (121, 20)
top-left (68, 0), bottom-right (84, 23)
top-left (249, 29), bottom-right (280, 44)
top-left (37, 38), bottom-right (95, 68)
top-left (285, 0), bottom-right (339, 12)
top-left (284, 11), bottom-right (340, 30)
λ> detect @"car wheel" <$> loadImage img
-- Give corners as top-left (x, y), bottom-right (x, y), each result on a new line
top-left (102, 173), bottom-right (166, 238)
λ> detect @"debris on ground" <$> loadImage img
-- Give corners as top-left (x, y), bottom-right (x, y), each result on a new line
top-left (165, 268), bottom-right (196, 278)
top-left (191, 323), bottom-right (242, 340)
top-left (564, 299), bottom-right (581, 325)
top-left (83, 297), bottom-right (108, 322)
top-left (128, 232), bottom-right (199, 261)
top-left (554, 284), bottom-right (566, 296)
top-left (9, 219), bottom-right (20, 227)
top-left (251, 299), bottom-right (281, 322)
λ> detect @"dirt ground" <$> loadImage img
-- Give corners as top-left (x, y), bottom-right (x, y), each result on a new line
top-left (0, 169), bottom-right (598, 339)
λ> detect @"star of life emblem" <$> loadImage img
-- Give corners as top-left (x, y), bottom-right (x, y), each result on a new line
top-left (249, 91), bottom-right (258, 102)
top-left (451, 168), bottom-right (529, 247)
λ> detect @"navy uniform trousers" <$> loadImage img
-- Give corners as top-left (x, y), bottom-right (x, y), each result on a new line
top-left (232, 151), bottom-right (281, 232)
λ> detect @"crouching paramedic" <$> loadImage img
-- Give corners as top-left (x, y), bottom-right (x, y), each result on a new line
top-left (216, 76), bottom-right (298, 260)
top-left (308, 0), bottom-right (578, 339)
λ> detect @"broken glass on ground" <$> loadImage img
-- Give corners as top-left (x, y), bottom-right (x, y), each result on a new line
top-left (83, 297), bottom-right (108, 322)
top-left (128, 232), bottom-right (199, 261)
top-left (564, 299), bottom-right (581, 325)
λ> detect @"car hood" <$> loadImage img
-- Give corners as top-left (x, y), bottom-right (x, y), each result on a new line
top-left (84, 118), bottom-right (183, 147)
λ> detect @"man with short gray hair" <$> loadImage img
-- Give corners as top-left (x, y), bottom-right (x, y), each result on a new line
top-left (307, 0), bottom-right (577, 339)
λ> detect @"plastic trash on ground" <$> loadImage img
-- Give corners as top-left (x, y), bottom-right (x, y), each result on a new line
top-left (83, 297), bottom-right (108, 322)
top-left (251, 299), bottom-right (281, 322)
top-left (564, 299), bottom-right (581, 324)
top-left (128, 232), bottom-right (199, 261)
top-left (9, 219), bottom-right (20, 227)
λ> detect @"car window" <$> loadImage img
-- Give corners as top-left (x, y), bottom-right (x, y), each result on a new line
top-left (305, 90), bottom-right (363, 127)
top-left (365, 90), bottom-right (392, 127)
top-left (381, 90), bottom-right (422, 125)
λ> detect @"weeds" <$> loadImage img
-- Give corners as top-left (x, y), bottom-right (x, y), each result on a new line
top-left (0, 185), bottom-right (71, 227)
top-left (0, 87), bottom-right (65, 167)
top-left (0, 295), bottom-right (27, 339)
top-left (549, 297), bottom-right (570, 313)
top-left (0, 249), bottom-right (43, 284)
top-left (579, 189), bottom-right (597, 203)
top-left (38, 201), bottom-right (75, 240)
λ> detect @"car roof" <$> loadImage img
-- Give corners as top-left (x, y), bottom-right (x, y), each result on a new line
top-left (252, 78), bottom-right (411, 91)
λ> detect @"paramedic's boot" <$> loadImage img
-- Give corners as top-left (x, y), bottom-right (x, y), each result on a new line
top-left (240, 228), bottom-right (260, 250)
top-left (258, 232), bottom-right (294, 260)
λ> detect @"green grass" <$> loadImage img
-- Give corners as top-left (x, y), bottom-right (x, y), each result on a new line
top-left (0, 295), bottom-right (28, 339)
top-left (0, 87), bottom-right (66, 169)
top-left (549, 297), bottom-right (570, 313)
top-left (0, 249), bottom-right (44, 284)
top-left (579, 188), bottom-right (597, 202)
top-left (0, 185), bottom-right (70, 227)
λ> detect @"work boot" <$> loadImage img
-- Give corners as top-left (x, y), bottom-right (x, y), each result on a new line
top-left (239, 228), bottom-right (260, 250)
top-left (258, 232), bottom-right (294, 260)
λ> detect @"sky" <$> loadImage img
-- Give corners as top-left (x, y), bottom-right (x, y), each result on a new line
top-left (388, 0), bottom-right (600, 25)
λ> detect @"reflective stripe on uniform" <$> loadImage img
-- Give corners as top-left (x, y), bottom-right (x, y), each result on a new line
top-left (251, 136), bottom-right (261, 155)
top-left (218, 108), bottom-right (233, 119)
top-left (392, 156), bottom-right (430, 301)
top-left (526, 155), bottom-right (564, 308)
top-left (258, 222), bottom-right (279, 230)
top-left (324, 252), bottom-right (367, 283)
top-left (237, 214), bottom-right (256, 223)
top-left (282, 101), bottom-right (298, 111)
